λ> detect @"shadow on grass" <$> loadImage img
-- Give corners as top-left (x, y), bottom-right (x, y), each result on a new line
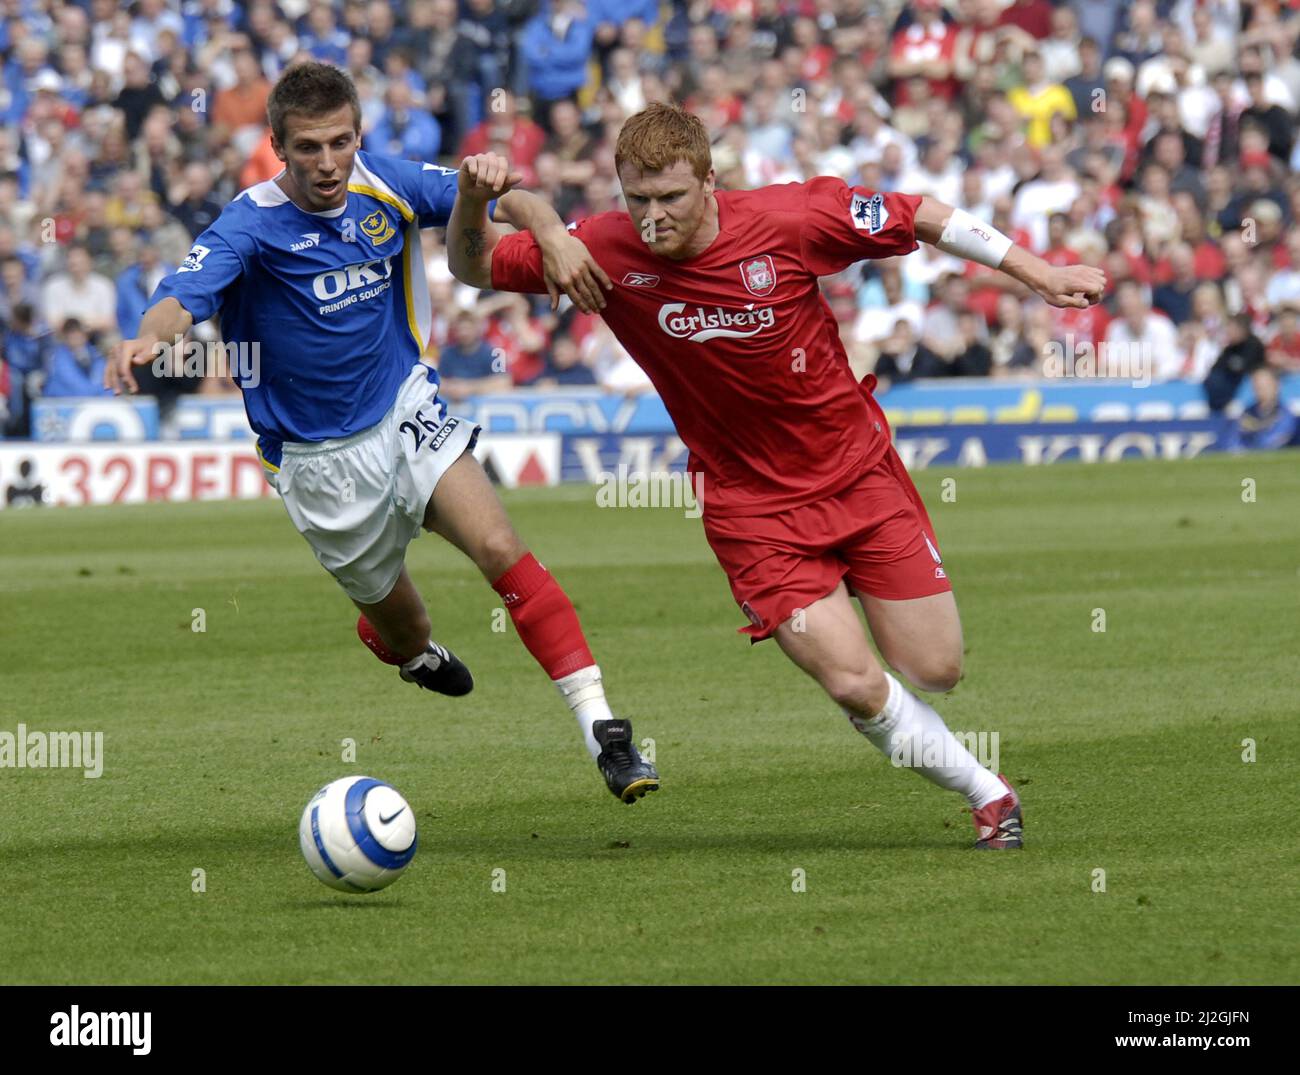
top-left (0, 826), bottom-right (964, 860)
top-left (281, 899), bottom-right (407, 910)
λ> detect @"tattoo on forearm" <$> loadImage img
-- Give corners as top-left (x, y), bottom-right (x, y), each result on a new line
top-left (463, 228), bottom-right (485, 258)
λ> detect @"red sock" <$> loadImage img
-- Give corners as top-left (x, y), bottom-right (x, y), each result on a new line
top-left (357, 615), bottom-right (409, 665)
top-left (492, 553), bottom-right (595, 680)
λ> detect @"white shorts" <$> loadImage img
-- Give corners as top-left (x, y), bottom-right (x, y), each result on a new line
top-left (267, 363), bottom-right (480, 604)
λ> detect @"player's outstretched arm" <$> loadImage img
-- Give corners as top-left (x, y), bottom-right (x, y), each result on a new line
top-left (454, 152), bottom-right (611, 310)
top-left (492, 189), bottom-right (612, 312)
top-left (447, 154), bottom-right (515, 291)
top-left (914, 196), bottom-right (1106, 309)
top-left (105, 297), bottom-right (194, 395)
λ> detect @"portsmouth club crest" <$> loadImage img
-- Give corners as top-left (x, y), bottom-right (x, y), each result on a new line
top-left (360, 209), bottom-right (396, 246)
top-left (740, 254), bottom-right (777, 297)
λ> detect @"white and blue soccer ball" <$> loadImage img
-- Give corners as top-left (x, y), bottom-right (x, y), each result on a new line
top-left (299, 776), bottom-right (418, 893)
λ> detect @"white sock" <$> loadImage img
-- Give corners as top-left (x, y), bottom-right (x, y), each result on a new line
top-left (554, 665), bottom-right (614, 760)
top-left (846, 673), bottom-right (1007, 808)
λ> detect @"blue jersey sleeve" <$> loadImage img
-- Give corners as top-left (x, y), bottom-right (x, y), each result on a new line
top-left (149, 207), bottom-right (250, 324)
top-left (364, 154), bottom-right (459, 228)
top-left (412, 161), bottom-right (459, 228)
top-left (363, 153), bottom-right (498, 229)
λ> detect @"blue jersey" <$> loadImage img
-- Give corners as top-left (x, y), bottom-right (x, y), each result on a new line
top-left (150, 151), bottom-right (462, 469)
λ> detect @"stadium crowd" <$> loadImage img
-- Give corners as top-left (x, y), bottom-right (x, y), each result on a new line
top-left (2, 0), bottom-right (1299, 440)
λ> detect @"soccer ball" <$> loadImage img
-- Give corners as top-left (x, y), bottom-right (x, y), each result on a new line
top-left (299, 776), bottom-right (418, 893)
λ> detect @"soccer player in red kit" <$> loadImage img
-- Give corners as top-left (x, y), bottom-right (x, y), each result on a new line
top-left (448, 104), bottom-right (1106, 849)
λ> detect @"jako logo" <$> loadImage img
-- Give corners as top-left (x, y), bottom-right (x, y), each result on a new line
top-left (312, 258), bottom-right (393, 300)
top-left (50, 1007), bottom-right (151, 1055)
top-left (291, 232), bottom-right (321, 251)
top-left (657, 303), bottom-right (776, 343)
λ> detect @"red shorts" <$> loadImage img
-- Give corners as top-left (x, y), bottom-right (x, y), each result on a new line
top-left (702, 443), bottom-right (951, 642)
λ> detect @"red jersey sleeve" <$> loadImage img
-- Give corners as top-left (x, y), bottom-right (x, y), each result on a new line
top-left (490, 230), bottom-right (549, 294)
top-left (799, 177), bottom-right (922, 277)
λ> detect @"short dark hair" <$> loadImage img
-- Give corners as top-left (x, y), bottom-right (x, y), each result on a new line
top-left (267, 61), bottom-right (362, 145)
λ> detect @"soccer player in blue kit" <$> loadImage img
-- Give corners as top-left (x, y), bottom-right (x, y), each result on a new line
top-left (105, 62), bottom-right (659, 805)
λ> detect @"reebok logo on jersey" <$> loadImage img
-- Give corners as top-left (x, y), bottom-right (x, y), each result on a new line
top-left (658, 302), bottom-right (776, 343)
top-left (851, 192), bottom-right (889, 235)
top-left (622, 272), bottom-right (660, 287)
top-left (290, 232), bottom-right (321, 251)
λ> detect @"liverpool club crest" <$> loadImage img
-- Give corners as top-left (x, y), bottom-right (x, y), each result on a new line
top-left (740, 255), bottom-right (777, 297)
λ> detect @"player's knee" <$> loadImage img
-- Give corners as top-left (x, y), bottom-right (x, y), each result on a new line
top-left (475, 527), bottom-right (526, 579)
top-left (821, 666), bottom-right (886, 713)
top-left (907, 652), bottom-right (963, 693)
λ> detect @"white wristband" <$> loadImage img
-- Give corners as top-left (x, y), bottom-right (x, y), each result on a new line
top-left (935, 207), bottom-right (1014, 270)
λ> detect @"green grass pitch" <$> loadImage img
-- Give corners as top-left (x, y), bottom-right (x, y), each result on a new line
top-left (0, 452), bottom-right (1296, 984)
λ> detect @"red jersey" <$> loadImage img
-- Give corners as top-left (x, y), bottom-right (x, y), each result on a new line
top-left (491, 179), bottom-right (922, 517)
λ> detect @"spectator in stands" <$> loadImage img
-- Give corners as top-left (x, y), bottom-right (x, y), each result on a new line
top-left (1223, 365), bottom-right (1298, 450)
top-left (458, 89), bottom-right (546, 187)
top-left (1062, 33), bottom-right (1104, 114)
top-left (1009, 49), bottom-right (1076, 150)
top-left (116, 235), bottom-right (174, 341)
top-left (1106, 279), bottom-right (1184, 381)
top-left (112, 50), bottom-right (166, 140)
top-left (435, 309), bottom-right (510, 402)
top-left (986, 294), bottom-right (1045, 376)
top-left (852, 260), bottom-right (925, 353)
top-left (543, 99), bottom-right (597, 195)
top-left (211, 42), bottom-right (272, 157)
top-left (298, 2), bottom-right (350, 66)
top-left (0, 254), bottom-right (39, 327)
top-left (521, 0), bottom-right (594, 124)
top-left (1113, 1), bottom-right (1165, 68)
top-left (1153, 244), bottom-right (1200, 326)
top-left (1267, 310), bottom-right (1300, 372)
top-left (1012, 144), bottom-right (1081, 252)
top-left (889, 1), bottom-right (960, 108)
top-left (1240, 71), bottom-right (1294, 166)
top-left (1205, 314), bottom-right (1267, 411)
top-left (137, 197), bottom-right (194, 269)
top-left (1180, 307), bottom-right (1224, 385)
top-left (535, 335), bottom-right (598, 388)
top-left (3, 458), bottom-right (46, 507)
top-left (1188, 5), bottom-right (1234, 77)
top-left (43, 318), bottom-right (109, 398)
top-left (167, 160), bottom-right (224, 240)
top-left (40, 243), bottom-right (116, 342)
top-left (1265, 230), bottom-right (1300, 313)
top-left (585, 320), bottom-right (653, 396)
top-left (2, 303), bottom-right (45, 436)
top-left (369, 77), bottom-right (441, 162)
top-left (874, 319), bottom-right (946, 386)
